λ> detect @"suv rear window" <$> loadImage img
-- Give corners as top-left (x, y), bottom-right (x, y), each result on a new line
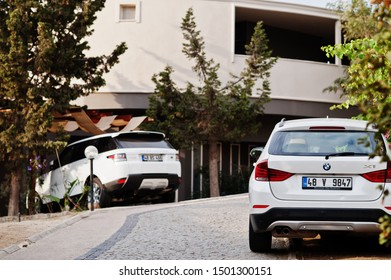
top-left (268, 130), bottom-right (381, 156)
top-left (115, 134), bottom-right (174, 149)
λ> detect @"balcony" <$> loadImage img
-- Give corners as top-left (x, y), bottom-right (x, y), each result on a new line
top-left (232, 55), bottom-right (346, 105)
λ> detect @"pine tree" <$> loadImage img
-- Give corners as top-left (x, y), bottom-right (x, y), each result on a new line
top-left (0, 0), bottom-right (127, 216)
top-left (146, 8), bottom-right (277, 197)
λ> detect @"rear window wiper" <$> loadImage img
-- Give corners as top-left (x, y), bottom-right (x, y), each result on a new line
top-left (325, 152), bottom-right (367, 160)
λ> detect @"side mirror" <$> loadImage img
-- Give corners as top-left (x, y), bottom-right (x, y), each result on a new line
top-left (49, 160), bottom-right (55, 171)
top-left (250, 147), bottom-right (264, 160)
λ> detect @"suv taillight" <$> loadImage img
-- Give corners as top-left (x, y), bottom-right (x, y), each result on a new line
top-left (361, 162), bottom-right (391, 183)
top-left (255, 159), bottom-right (293, 182)
top-left (107, 153), bottom-right (127, 162)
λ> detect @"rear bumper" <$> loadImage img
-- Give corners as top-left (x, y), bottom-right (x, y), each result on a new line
top-left (250, 207), bottom-right (387, 234)
top-left (105, 173), bottom-right (181, 194)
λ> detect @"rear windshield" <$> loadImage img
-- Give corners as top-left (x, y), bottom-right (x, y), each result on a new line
top-left (268, 130), bottom-right (383, 156)
top-left (115, 134), bottom-right (174, 149)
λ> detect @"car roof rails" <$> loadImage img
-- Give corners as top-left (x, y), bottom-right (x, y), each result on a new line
top-left (279, 118), bottom-right (286, 127)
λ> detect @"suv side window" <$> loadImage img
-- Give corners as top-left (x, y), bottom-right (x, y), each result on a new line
top-left (56, 137), bottom-right (118, 169)
top-left (70, 141), bottom-right (91, 163)
top-left (51, 146), bottom-right (75, 170)
top-left (95, 137), bottom-right (118, 153)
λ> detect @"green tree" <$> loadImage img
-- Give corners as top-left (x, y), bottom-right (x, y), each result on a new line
top-left (145, 8), bottom-right (277, 197)
top-left (323, 0), bottom-right (391, 246)
top-left (322, 0), bottom-right (377, 100)
top-left (0, 0), bottom-right (127, 216)
top-left (322, 0), bottom-right (391, 152)
top-left (327, 0), bottom-right (377, 41)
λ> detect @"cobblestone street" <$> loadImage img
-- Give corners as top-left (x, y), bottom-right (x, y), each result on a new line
top-left (80, 194), bottom-right (288, 260)
top-left (1, 194), bottom-right (289, 260)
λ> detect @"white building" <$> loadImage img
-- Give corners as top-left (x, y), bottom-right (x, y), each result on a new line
top-left (70, 0), bottom-right (356, 200)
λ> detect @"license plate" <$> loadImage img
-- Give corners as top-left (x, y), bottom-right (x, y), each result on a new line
top-left (302, 176), bottom-right (353, 190)
top-left (142, 154), bottom-right (163, 162)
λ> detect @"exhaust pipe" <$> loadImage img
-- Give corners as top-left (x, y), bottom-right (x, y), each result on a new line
top-left (273, 226), bottom-right (291, 236)
top-left (272, 226), bottom-right (317, 238)
top-left (282, 227), bottom-right (290, 235)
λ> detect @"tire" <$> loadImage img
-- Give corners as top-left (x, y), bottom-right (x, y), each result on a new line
top-left (40, 201), bottom-right (61, 213)
top-left (249, 219), bottom-right (272, 253)
top-left (88, 177), bottom-right (111, 209)
top-left (36, 198), bottom-right (48, 213)
top-left (28, 192), bottom-right (47, 214)
top-left (161, 191), bottom-right (176, 203)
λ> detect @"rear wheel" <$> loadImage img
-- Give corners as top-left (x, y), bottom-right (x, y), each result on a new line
top-left (38, 200), bottom-right (61, 213)
top-left (88, 177), bottom-right (111, 209)
top-left (249, 219), bottom-right (272, 253)
top-left (161, 191), bottom-right (176, 203)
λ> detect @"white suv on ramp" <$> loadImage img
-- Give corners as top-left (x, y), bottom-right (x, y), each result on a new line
top-left (36, 131), bottom-right (181, 210)
top-left (249, 118), bottom-right (391, 252)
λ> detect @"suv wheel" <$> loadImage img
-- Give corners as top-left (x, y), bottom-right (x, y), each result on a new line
top-left (249, 219), bottom-right (272, 253)
top-left (88, 177), bottom-right (111, 209)
top-left (161, 191), bottom-right (176, 203)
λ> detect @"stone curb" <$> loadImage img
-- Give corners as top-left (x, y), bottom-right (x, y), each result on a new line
top-left (0, 211), bottom-right (74, 223)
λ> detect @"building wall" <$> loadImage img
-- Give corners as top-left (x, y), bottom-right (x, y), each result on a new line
top-left (73, 0), bottom-right (345, 108)
top-left (71, 0), bottom-right (357, 200)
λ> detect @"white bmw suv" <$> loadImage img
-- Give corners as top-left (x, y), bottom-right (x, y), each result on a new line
top-left (36, 131), bottom-right (181, 211)
top-left (249, 118), bottom-right (391, 252)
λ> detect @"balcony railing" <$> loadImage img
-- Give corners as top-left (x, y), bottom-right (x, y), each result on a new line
top-left (232, 55), bottom-right (346, 104)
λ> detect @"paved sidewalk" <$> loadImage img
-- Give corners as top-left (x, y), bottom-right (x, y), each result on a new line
top-left (0, 203), bottom-right (182, 259)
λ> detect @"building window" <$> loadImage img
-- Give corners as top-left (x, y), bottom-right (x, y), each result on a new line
top-left (116, 1), bottom-right (140, 23)
top-left (120, 5), bottom-right (136, 21)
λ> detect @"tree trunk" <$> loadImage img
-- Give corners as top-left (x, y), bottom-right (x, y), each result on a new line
top-left (8, 168), bottom-right (22, 216)
top-left (208, 139), bottom-right (220, 197)
top-left (27, 166), bottom-right (37, 215)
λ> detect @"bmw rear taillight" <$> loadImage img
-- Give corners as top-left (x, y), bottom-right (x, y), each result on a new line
top-left (361, 162), bottom-right (391, 183)
top-left (255, 159), bottom-right (293, 181)
top-left (107, 153), bottom-right (127, 162)
top-left (255, 160), bottom-right (269, 181)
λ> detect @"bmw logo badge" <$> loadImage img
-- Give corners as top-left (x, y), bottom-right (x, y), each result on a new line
top-left (323, 163), bottom-right (331, 171)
